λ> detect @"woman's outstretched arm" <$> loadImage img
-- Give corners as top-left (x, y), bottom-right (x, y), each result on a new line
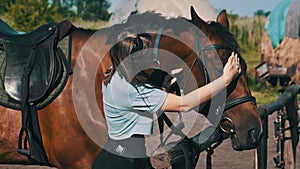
top-left (161, 52), bottom-right (240, 112)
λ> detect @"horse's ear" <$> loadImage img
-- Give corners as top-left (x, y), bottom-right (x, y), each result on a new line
top-left (190, 6), bottom-right (206, 27)
top-left (216, 10), bottom-right (229, 30)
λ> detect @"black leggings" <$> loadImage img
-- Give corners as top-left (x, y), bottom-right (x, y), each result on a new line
top-left (92, 136), bottom-right (153, 169)
top-left (92, 149), bottom-right (153, 169)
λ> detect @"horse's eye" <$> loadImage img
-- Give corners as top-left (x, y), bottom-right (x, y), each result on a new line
top-left (131, 36), bottom-right (144, 54)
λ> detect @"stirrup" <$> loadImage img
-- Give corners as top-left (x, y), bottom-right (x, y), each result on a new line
top-left (17, 128), bottom-right (33, 156)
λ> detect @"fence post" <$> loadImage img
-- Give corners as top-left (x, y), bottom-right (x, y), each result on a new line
top-left (256, 107), bottom-right (268, 169)
top-left (285, 84), bottom-right (299, 166)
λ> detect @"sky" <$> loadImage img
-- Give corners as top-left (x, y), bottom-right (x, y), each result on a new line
top-left (108, 0), bottom-right (284, 17)
top-left (207, 0), bottom-right (283, 16)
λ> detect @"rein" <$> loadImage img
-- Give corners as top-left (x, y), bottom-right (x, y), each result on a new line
top-left (153, 28), bottom-right (187, 144)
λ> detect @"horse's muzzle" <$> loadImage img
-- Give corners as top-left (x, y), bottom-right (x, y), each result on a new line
top-left (219, 117), bottom-right (262, 150)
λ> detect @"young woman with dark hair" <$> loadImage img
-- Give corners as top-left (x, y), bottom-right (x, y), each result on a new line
top-left (92, 31), bottom-right (240, 169)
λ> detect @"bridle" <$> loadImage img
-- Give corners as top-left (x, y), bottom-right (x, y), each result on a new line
top-left (201, 44), bottom-right (257, 109)
top-left (199, 43), bottom-right (256, 109)
top-left (150, 28), bottom-right (257, 169)
top-left (152, 28), bottom-right (257, 135)
top-left (195, 42), bottom-right (257, 134)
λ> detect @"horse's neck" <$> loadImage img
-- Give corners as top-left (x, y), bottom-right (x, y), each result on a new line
top-left (71, 28), bottom-right (112, 76)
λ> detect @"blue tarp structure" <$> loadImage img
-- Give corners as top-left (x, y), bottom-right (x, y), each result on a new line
top-left (264, 0), bottom-right (294, 48)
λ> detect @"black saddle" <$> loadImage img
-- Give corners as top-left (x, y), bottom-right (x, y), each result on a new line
top-left (0, 19), bottom-right (63, 103)
top-left (0, 19), bottom-right (73, 165)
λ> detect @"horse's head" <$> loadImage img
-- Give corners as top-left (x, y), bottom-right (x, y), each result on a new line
top-left (188, 7), bottom-right (262, 150)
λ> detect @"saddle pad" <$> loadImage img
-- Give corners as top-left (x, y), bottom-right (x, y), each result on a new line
top-left (0, 19), bottom-right (19, 36)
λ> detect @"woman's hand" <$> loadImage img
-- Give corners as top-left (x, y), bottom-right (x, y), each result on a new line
top-left (223, 52), bottom-right (241, 86)
top-left (162, 52), bottom-right (241, 112)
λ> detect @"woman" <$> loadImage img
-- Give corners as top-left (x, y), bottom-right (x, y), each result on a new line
top-left (92, 32), bottom-right (240, 169)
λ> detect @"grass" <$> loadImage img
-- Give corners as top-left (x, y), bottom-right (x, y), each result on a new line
top-left (240, 47), bottom-right (279, 105)
top-left (241, 48), bottom-right (261, 71)
top-left (70, 18), bottom-right (108, 29)
top-left (251, 83), bottom-right (300, 106)
top-left (251, 87), bottom-right (281, 106)
top-left (240, 42), bottom-right (279, 105)
top-left (230, 16), bottom-right (285, 106)
top-left (244, 52), bottom-right (282, 105)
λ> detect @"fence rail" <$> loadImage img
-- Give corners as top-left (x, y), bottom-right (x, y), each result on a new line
top-left (256, 84), bottom-right (299, 169)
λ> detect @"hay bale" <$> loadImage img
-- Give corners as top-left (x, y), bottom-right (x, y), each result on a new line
top-left (260, 31), bottom-right (300, 85)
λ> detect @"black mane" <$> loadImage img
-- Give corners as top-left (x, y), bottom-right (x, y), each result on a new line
top-left (76, 11), bottom-right (239, 56)
top-left (104, 12), bottom-right (196, 45)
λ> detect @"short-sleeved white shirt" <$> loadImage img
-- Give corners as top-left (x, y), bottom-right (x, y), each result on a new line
top-left (102, 72), bottom-right (167, 140)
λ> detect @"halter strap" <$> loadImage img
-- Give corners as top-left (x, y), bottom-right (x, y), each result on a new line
top-left (224, 96), bottom-right (256, 111)
top-left (153, 28), bottom-right (163, 69)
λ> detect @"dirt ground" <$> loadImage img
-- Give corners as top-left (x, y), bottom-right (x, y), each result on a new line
top-left (1, 110), bottom-right (299, 169)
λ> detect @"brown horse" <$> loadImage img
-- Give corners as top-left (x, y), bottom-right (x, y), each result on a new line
top-left (0, 7), bottom-right (262, 169)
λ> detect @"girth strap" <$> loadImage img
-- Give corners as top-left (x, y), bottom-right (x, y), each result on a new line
top-left (18, 105), bottom-right (49, 164)
top-left (17, 48), bottom-right (49, 164)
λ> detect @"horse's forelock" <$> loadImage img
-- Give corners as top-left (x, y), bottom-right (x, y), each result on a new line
top-left (108, 12), bottom-right (192, 40)
top-left (208, 21), bottom-right (239, 52)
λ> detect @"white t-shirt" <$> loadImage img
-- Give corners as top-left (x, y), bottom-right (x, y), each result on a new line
top-left (102, 72), bottom-right (167, 140)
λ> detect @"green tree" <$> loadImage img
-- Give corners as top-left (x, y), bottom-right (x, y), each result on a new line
top-left (0, 0), bottom-right (15, 15)
top-left (76, 0), bottom-right (111, 21)
top-left (227, 13), bottom-right (239, 22)
top-left (254, 9), bottom-right (265, 16)
top-left (52, 0), bottom-right (76, 19)
top-left (254, 9), bottom-right (271, 17)
top-left (4, 0), bottom-right (62, 32)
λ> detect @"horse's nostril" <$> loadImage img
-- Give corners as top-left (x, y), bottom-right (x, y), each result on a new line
top-left (248, 129), bottom-right (257, 144)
